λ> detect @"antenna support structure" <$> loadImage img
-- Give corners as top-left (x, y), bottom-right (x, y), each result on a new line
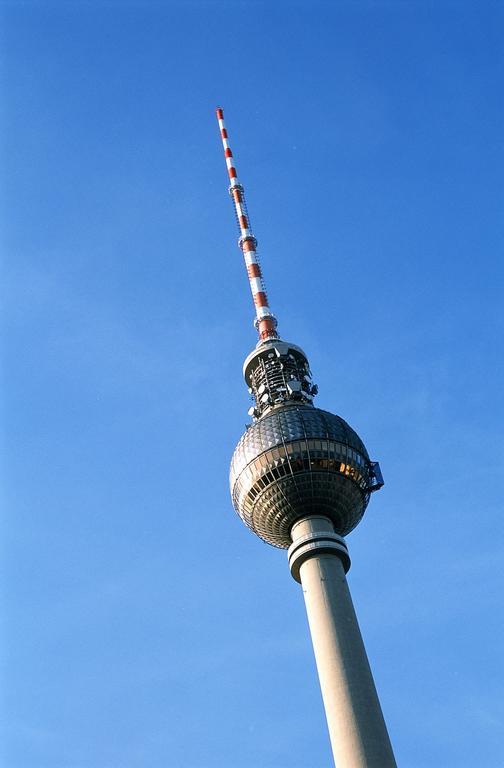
top-left (216, 107), bottom-right (396, 768)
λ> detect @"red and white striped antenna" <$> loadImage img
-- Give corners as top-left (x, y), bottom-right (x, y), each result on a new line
top-left (216, 107), bottom-right (279, 342)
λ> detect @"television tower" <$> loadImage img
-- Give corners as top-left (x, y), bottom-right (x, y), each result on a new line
top-left (216, 107), bottom-right (396, 768)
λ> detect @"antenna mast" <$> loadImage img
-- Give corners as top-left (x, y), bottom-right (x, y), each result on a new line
top-left (216, 107), bottom-right (279, 342)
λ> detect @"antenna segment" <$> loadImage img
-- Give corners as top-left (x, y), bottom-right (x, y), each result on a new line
top-left (216, 107), bottom-right (279, 342)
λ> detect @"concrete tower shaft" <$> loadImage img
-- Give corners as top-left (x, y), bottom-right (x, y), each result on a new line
top-left (289, 517), bottom-right (397, 767)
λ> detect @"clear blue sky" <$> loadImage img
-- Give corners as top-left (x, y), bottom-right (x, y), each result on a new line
top-left (2, 1), bottom-right (503, 766)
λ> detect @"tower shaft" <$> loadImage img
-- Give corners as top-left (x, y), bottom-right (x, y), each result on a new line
top-left (289, 516), bottom-right (396, 768)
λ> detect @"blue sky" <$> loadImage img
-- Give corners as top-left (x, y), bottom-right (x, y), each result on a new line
top-left (2, 1), bottom-right (503, 766)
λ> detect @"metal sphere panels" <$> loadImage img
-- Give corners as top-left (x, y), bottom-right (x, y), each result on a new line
top-left (230, 405), bottom-right (373, 548)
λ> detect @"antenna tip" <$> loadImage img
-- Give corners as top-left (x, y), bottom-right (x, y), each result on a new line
top-left (215, 106), bottom-right (224, 120)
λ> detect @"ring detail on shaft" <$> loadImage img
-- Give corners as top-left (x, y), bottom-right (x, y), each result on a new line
top-left (288, 526), bottom-right (351, 583)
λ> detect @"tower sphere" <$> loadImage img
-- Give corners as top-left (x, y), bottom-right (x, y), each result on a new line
top-left (230, 341), bottom-right (375, 548)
